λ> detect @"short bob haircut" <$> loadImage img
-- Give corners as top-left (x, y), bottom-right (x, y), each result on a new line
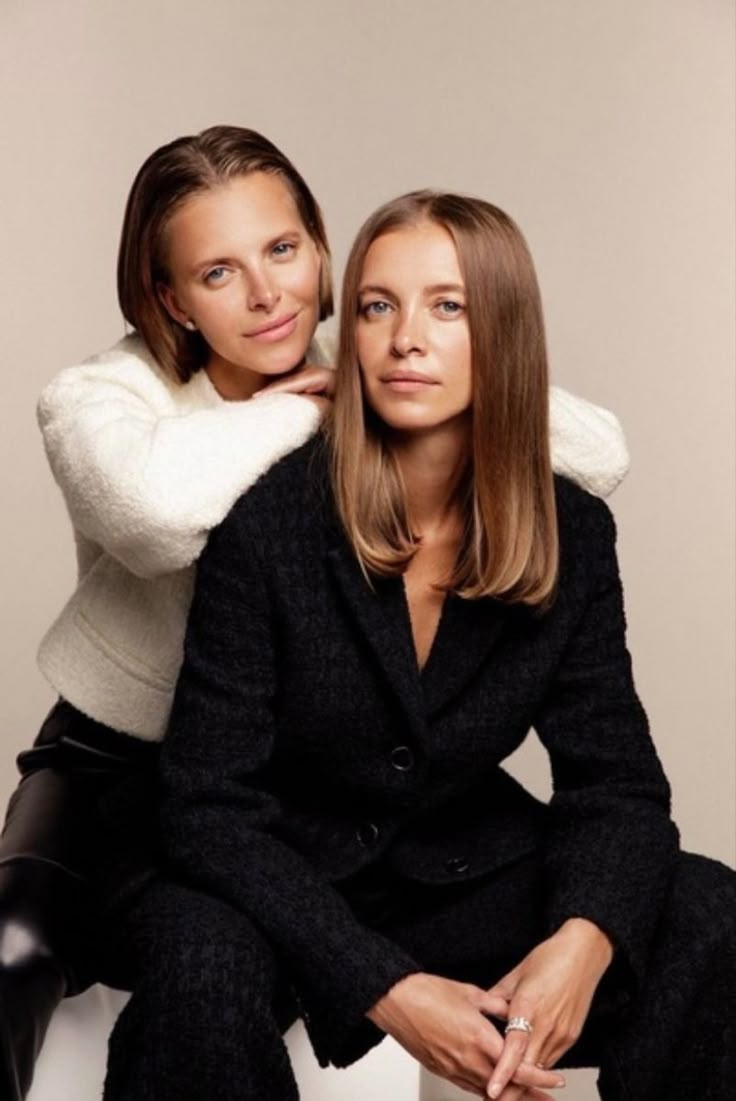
top-left (329, 190), bottom-right (558, 609)
top-left (117, 125), bottom-right (333, 383)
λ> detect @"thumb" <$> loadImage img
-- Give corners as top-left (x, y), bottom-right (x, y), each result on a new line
top-left (487, 965), bottom-right (520, 1005)
top-left (478, 991), bottom-right (511, 1020)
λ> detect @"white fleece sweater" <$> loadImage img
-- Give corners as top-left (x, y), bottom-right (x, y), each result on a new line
top-left (37, 331), bottom-right (629, 741)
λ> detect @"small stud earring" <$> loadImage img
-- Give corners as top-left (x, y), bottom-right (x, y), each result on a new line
top-left (184, 320), bottom-right (197, 331)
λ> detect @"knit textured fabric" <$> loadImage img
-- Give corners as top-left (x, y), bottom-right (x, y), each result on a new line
top-left (157, 436), bottom-right (678, 1066)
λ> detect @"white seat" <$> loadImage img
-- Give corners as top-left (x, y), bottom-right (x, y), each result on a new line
top-left (27, 985), bottom-right (420, 1101)
top-left (27, 983), bottom-right (598, 1100)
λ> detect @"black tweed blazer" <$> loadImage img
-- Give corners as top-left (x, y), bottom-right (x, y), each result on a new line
top-left (161, 436), bottom-right (679, 1064)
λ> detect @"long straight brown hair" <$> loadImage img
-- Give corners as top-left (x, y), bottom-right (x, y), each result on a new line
top-left (329, 191), bottom-right (558, 608)
top-left (117, 125), bottom-right (333, 382)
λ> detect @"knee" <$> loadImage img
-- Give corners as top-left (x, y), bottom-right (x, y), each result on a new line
top-left (129, 880), bottom-right (275, 986)
top-left (664, 852), bottom-right (736, 952)
top-left (127, 882), bottom-right (277, 1004)
top-left (0, 862), bottom-right (71, 991)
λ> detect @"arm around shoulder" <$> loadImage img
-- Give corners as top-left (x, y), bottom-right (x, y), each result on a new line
top-left (38, 335), bottom-right (321, 577)
top-left (549, 386), bottom-right (629, 498)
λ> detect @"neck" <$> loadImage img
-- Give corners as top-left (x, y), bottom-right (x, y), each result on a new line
top-left (391, 416), bottom-right (470, 536)
top-left (205, 352), bottom-right (307, 402)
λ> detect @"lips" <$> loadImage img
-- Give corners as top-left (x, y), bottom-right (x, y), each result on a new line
top-left (245, 312), bottom-right (299, 342)
top-left (380, 370), bottom-right (438, 391)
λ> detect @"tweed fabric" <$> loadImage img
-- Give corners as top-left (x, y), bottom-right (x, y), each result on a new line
top-left (103, 851), bottom-right (736, 1100)
top-left (157, 436), bottom-right (679, 1066)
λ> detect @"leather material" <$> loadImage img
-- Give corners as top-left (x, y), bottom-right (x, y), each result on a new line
top-left (0, 701), bottom-right (160, 1098)
top-left (0, 860), bottom-right (78, 1101)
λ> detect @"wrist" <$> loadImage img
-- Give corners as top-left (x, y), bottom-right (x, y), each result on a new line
top-left (555, 917), bottom-right (615, 968)
top-left (366, 971), bottom-right (425, 1028)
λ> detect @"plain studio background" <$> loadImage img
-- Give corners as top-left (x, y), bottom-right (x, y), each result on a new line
top-left (0, 2), bottom-right (733, 1098)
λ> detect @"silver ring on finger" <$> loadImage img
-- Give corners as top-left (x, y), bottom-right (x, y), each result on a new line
top-left (504, 1015), bottom-right (533, 1035)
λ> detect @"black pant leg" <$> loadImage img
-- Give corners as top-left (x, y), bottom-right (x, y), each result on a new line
top-left (598, 852), bottom-right (736, 1101)
top-left (374, 850), bottom-right (735, 1100)
top-left (103, 879), bottom-right (300, 1101)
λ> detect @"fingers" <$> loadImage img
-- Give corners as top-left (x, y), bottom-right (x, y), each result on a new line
top-left (486, 964), bottom-right (520, 1004)
top-left (492, 1081), bottom-right (556, 1101)
top-left (479, 991), bottom-right (512, 1020)
top-left (525, 1012), bottom-right (582, 1071)
top-left (486, 1004), bottom-right (566, 1099)
top-left (486, 1029), bottom-right (531, 1099)
top-left (475, 1021), bottom-right (563, 1093)
top-left (255, 364), bottom-right (336, 399)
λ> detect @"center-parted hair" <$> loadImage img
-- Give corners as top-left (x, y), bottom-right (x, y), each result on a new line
top-left (329, 190), bottom-right (558, 608)
top-left (117, 125), bottom-right (333, 382)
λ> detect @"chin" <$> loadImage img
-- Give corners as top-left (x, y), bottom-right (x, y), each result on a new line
top-left (248, 341), bottom-right (311, 377)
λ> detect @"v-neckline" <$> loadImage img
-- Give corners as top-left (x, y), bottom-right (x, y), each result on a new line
top-left (398, 577), bottom-right (452, 683)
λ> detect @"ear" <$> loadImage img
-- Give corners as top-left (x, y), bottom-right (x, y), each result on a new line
top-left (157, 281), bottom-right (192, 328)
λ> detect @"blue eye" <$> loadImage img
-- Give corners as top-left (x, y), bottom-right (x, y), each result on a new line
top-left (437, 300), bottom-right (464, 315)
top-left (272, 242), bottom-right (295, 257)
top-left (361, 300), bottom-right (392, 317)
top-left (204, 266), bottom-right (228, 284)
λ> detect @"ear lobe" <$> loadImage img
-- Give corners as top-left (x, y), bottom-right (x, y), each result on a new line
top-left (157, 281), bottom-right (189, 327)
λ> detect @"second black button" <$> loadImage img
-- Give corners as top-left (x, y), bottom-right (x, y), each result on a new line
top-left (390, 745), bottom-right (414, 771)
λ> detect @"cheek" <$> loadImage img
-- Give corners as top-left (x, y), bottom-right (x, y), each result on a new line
top-left (444, 333), bottom-right (472, 399)
top-left (193, 293), bottom-right (241, 336)
top-left (356, 324), bottom-right (385, 371)
top-left (283, 256), bottom-right (322, 306)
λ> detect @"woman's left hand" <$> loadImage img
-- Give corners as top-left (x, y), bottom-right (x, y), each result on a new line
top-left (254, 363), bottom-right (336, 399)
top-left (485, 918), bottom-right (614, 1100)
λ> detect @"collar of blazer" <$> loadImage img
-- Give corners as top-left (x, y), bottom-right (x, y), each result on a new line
top-left (325, 535), bottom-right (525, 727)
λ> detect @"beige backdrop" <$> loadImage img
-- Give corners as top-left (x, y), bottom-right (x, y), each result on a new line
top-left (0, 1), bottom-right (734, 1095)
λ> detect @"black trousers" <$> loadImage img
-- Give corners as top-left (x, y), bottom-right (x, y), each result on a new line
top-left (103, 850), bottom-right (736, 1101)
top-left (0, 702), bottom-right (158, 1101)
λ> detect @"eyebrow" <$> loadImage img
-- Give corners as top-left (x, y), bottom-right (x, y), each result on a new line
top-left (358, 282), bottom-right (465, 297)
top-left (188, 229), bottom-right (304, 276)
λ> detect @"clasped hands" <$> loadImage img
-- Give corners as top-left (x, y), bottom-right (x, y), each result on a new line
top-left (367, 918), bottom-right (614, 1099)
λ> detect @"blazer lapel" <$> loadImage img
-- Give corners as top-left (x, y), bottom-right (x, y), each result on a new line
top-left (326, 541), bottom-right (427, 740)
top-left (421, 593), bottom-right (514, 717)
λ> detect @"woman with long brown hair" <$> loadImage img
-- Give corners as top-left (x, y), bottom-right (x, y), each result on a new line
top-left (102, 192), bottom-right (734, 1100)
top-left (0, 132), bottom-right (628, 1101)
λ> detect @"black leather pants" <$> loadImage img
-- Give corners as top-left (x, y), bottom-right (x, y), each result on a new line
top-left (0, 702), bottom-right (158, 1101)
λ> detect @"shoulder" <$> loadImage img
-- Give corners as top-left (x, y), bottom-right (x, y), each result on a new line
top-left (209, 435), bottom-right (331, 551)
top-left (553, 474), bottom-right (618, 579)
top-left (554, 473), bottom-right (614, 531)
top-left (38, 333), bottom-right (177, 423)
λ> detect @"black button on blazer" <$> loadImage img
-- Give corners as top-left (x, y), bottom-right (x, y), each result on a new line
top-left (161, 437), bottom-right (679, 1066)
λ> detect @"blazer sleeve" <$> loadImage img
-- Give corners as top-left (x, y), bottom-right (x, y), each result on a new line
top-left (159, 500), bottom-right (419, 1066)
top-left (534, 496), bottom-right (679, 989)
top-left (548, 386), bottom-right (629, 498)
top-left (37, 337), bottom-right (321, 579)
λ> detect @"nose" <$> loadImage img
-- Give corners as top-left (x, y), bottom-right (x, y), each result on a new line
top-left (390, 308), bottom-right (426, 358)
top-left (245, 267), bottom-right (280, 313)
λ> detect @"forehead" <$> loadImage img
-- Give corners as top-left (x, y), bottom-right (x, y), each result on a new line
top-left (164, 172), bottom-right (304, 263)
top-left (360, 222), bottom-right (462, 288)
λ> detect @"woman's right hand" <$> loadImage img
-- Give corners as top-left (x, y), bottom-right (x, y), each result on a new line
top-left (254, 362), bottom-right (335, 413)
top-left (366, 972), bottom-right (566, 1098)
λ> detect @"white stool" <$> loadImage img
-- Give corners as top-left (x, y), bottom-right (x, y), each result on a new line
top-left (27, 985), bottom-right (421, 1101)
top-left (27, 984), bottom-right (598, 1100)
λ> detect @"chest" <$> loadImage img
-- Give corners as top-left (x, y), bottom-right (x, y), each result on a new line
top-left (402, 540), bottom-right (457, 670)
